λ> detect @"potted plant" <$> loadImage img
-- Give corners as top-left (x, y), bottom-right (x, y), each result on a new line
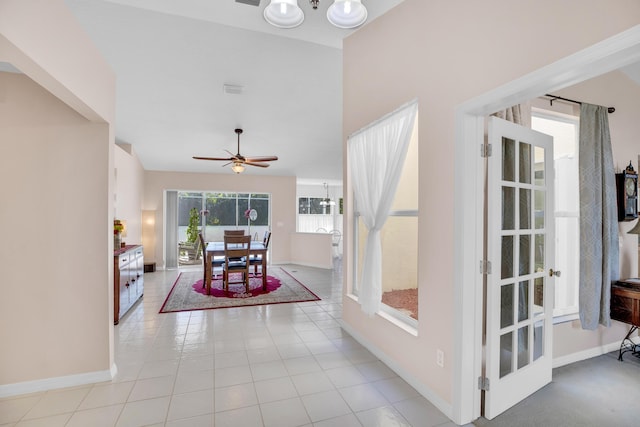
top-left (179, 208), bottom-right (201, 263)
top-left (186, 208), bottom-right (199, 244)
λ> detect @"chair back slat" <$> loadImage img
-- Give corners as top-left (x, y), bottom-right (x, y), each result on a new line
top-left (224, 230), bottom-right (245, 236)
top-left (224, 235), bottom-right (251, 259)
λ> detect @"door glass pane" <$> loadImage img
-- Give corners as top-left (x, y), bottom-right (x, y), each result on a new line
top-left (502, 187), bottom-right (515, 230)
top-left (534, 190), bottom-right (545, 229)
top-left (503, 137), bottom-right (515, 182)
top-left (518, 280), bottom-right (529, 322)
top-left (519, 142), bottom-right (531, 184)
top-left (501, 283), bottom-right (514, 328)
top-left (517, 325), bottom-right (530, 369)
top-left (501, 236), bottom-right (514, 279)
top-left (534, 320), bottom-right (544, 361)
top-left (519, 235), bottom-right (531, 276)
top-left (535, 234), bottom-right (544, 273)
top-left (500, 332), bottom-right (513, 378)
top-left (534, 146), bottom-right (545, 185)
top-left (519, 188), bottom-right (531, 229)
top-left (533, 277), bottom-right (544, 317)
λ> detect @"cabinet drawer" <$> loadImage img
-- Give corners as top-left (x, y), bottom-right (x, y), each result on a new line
top-left (119, 254), bottom-right (130, 269)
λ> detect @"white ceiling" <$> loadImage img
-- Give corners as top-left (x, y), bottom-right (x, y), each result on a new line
top-left (62, 0), bottom-right (405, 182)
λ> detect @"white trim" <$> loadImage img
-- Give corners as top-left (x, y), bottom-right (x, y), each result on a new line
top-left (339, 319), bottom-right (452, 419)
top-left (0, 365), bottom-right (115, 398)
top-left (451, 113), bottom-right (485, 425)
top-left (453, 24), bottom-right (640, 425)
top-left (272, 261), bottom-right (333, 269)
top-left (552, 336), bottom-right (640, 368)
top-left (377, 309), bottom-right (418, 337)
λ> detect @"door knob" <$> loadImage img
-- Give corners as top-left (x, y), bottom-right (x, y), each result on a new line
top-left (549, 269), bottom-right (561, 277)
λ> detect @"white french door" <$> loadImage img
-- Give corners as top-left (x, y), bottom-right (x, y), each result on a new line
top-left (484, 117), bottom-right (556, 419)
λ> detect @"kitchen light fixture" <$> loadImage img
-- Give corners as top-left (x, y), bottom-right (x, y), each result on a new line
top-left (319, 182), bottom-right (336, 206)
top-left (264, 0), bottom-right (367, 29)
top-left (231, 162), bottom-right (246, 174)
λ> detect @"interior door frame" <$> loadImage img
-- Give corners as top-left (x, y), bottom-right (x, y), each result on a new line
top-left (451, 25), bottom-right (640, 425)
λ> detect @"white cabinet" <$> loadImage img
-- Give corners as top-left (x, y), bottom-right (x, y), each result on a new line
top-left (114, 245), bottom-right (144, 324)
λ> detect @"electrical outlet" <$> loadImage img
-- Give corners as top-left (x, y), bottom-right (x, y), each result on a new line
top-left (436, 349), bottom-right (444, 367)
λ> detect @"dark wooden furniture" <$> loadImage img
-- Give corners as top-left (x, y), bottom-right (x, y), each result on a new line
top-left (222, 235), bottom-right (252, 293)
top-left (249, 231), bottom-right (271, 276)
top-left (204, 240), bottom-right (267, 295)
top-left (114, 245), bottom-right (144, 325)
top-left (611, 279), bottom-right (640, 360)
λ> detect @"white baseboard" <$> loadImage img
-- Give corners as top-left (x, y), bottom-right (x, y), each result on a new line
top-left (273, 261), bottom-right (333, 270)
top-left (552, 336), bottom-right (640, 368)
top-left (339, 320), bottom-right (454, 422)
top-left (0, 365), bottom-right (116, 398)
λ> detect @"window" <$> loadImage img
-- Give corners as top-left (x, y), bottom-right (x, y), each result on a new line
top-left (298, 197), bottom-right (331, 215)
top-left (531, 109), bottom-right (579, 319)
top-left (177, 191), bottom-right (271, 256)
top-left (353, 115), bottom-right (419, 323)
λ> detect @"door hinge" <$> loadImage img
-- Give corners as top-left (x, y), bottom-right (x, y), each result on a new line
top-left (480, 260), bottom-right (492, 275)
top-left (480, 143), bottom-right (492, 157)
top-left (478, 376), bottom-right (490, 391)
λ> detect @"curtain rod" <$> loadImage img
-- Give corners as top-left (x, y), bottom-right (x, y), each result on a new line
top-left (544, 94), bottom-right (615, 114)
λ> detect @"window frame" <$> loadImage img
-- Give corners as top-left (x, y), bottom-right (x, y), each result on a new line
top-left (531, 108), bottom-right (580, 321)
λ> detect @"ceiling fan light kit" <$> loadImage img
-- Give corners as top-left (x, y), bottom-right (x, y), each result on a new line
top-left (264, 0), bottom-right (367, 29)
top-left (231, 162), bottom-right (246, 174)
top-left (193, 128), bottom-right (278, 174)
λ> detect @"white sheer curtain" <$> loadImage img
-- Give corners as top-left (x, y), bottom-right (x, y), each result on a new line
top-left (578, 103), bottom-right (618, 329)
top-left (349, 100), bottom-right (418, 316)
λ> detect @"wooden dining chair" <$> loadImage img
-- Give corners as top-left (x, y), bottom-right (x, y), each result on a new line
top-left (224, 230), bottom-right (245, 261)
top-left (223, 234), bottom-right (251, 292)
top-left (249, 231), bottom-right (271, 277)
top-left (199, 233), bottom-right (224, 287)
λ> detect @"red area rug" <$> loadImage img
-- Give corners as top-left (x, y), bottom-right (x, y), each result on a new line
top-left (159, 267), bottom-right (320, 313)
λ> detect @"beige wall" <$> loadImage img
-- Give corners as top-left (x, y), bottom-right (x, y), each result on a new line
top-left (0, 0), bottom-right (115, 393)
top-left (143, 171), bottom-right (296, 268)
top-left (290, 232), bottom-right (334, 269)
top-left (342, 0), bottom-right (640, 414)
top-left (115, 144), bottom-right (145, 246)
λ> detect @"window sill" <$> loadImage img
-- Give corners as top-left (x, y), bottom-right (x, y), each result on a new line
top-left (346, 294), bottom-right (418, 337)
top-left (553, 312), bottom-right (579, 325)
top-left (378, 310), bottom-right (418, 336)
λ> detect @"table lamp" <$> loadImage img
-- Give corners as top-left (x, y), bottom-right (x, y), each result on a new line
top-left (628, 218), bottom-right (640, 236)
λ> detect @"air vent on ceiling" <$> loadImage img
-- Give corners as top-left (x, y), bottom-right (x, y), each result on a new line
top-left (235, 0), bottom-right (260, 6)
top-left (223, 84), bottom-right (244, 95)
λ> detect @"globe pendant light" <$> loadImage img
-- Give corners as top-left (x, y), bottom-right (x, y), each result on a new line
top-left (327, 0), bottom-right (367, 29)
top-left (264, 0), bottom-right (304, 29)
top-left (231, 162), bottom-right (245, 174)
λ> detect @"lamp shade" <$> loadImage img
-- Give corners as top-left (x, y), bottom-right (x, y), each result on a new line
top-left (327, 0), bottom-right (367, 29)
top-left (628, 219), bottom-right (640, 235)
top-left (231, 162), bottom-right (245, 174)
top-left (264, 0), bottom-right (304, 29)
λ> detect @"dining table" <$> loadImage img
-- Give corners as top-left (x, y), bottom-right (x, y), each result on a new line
top-left (204, 240), bottom-right (268, 295)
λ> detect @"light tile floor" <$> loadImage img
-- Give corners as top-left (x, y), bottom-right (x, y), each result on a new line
top-left (1, 264), bottom-right (458, 427)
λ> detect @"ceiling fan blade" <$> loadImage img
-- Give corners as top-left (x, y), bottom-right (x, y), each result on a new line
top-left (193, 156), bottom-right (234, 161)
top-left (245, 162), bottom-right (270, 168)
top-left (245, 156), bottom-right (278, 163)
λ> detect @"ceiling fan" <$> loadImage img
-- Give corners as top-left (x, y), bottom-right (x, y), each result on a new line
top-left (193, 128), bottom-right (278, 173)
